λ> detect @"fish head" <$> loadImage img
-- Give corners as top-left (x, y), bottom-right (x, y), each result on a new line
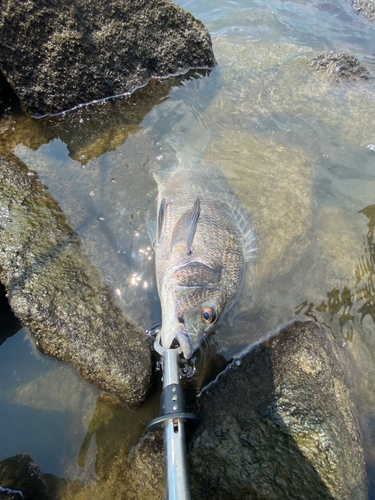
top-left (183, 295), bottom-right (223, 353)
top-left (159, 287), bottom-right (224, 359)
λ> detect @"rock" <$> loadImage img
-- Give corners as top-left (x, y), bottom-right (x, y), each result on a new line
top-left (188, 321), bottom-right (367, 499)
top-left (0, 454), bottom-right (50, 500)
top-left (312, 52), bottom-right (372, 80)
top-left (120, 433), bottom-right (165, 500)
top-left (0, 455), bottom-right (83, 500)
top-left (0, 153), bottom-right (152, 406)
top-left (348, 0), bottom-right (375, 21)
top-left (0, 0), bottom-right (216, 116)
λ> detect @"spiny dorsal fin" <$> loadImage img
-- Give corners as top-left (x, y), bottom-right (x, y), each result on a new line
top-left (222, 192), bottom-right (257, 260)
top-left (157, 198), bottom-right (166, 243)
top-left (205, 163), bottom-right (257, 260)
top-left (171, 198), bottom-right (201, 255)
top-left (204, 163), bottom-right (233, 190)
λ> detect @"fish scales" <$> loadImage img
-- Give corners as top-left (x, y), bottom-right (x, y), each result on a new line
top-left (153, 159), bottom-right (255, 358)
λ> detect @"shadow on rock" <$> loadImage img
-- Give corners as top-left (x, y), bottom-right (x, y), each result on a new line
top-left (188, 321), bottom-right (367, 499)
top-left (0, 283), bottom-right (20, 346)
top-left (0, 454), bottom-right (50, 500)
top-left (0, 70), bottom-right (20, 117)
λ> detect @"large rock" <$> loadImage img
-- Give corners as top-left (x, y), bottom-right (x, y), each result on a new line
top-left (0, 153), bottom-right (152, 406)
top-left (0, 0), bottom-right (216, 116)
top-left (188, 321), bottom-right (367, 499)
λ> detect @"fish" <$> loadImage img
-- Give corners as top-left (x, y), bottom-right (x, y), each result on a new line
top-left (150, 157), bottom-right (256, 359)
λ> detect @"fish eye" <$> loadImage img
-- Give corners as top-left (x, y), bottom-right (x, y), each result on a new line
top-left (201, 307), bottom-right (216, 324)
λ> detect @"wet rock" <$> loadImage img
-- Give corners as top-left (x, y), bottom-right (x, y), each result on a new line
top-left (312, 52), bottom-right (372, 80)
top-left (121, 433), bottom-right (165, 500)
top-left (0, 0), bottom-right (216, 116)
top-left (89, 432), bottom-right (165, 500)
top-left (0, 454), bottom-right (50, 500)
top-left (188, 320), bottom-right (367, 499)
top-left (348, 0), bottom-right (375, 21)
top-left (0, 153), bottom-right (152, 405)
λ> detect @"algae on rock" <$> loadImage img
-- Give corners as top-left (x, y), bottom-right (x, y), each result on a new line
top-left (0, 0), bottom-right (216, 115)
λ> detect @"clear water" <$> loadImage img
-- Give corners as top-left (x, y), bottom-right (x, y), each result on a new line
top-left (1, 0), bottom-right (375, 495)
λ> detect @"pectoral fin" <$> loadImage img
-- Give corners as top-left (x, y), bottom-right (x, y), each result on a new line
top-left (171, 198), bottom-right (200, 254)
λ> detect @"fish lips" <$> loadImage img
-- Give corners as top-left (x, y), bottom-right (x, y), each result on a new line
top-left (158, 322), bottom-right (193, 359)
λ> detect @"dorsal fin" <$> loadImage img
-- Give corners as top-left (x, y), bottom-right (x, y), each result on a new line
top-left (204, 163), bottom-right (233, 190)
top-left (203, 163), bottom-right (257, 261)
top-left (157, 198), bottom-right (166, 243)
top-left (222, 191), bottom-right (257, 260)
top-left (171, 198), bottom-right (201, 254)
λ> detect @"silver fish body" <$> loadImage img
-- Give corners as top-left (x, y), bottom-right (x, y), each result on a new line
top-left (152, 158), bottom-right (256, 359)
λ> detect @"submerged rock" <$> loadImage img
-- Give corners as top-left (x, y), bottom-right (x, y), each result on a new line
top-left (0, 153), bottom-right (152, 406)
top-left (188, 320), bottom-right (367, 499)
top-left (51, 396), bottom-right (165, 499)
top-left (312, 52), bottom-right (372, 80)
top-left (0, 0), bottom-right (216, 116)
top-left (0, 454), bottom-right (50, 500)
top-left (348, 0), bottom-right (375, 21)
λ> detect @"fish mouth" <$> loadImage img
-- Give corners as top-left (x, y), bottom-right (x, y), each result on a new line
top-left (158, 322), bottom-right (193, 360)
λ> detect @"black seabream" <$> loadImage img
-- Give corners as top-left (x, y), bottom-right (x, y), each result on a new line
top-left (151, 157), bottom-right (256, 359)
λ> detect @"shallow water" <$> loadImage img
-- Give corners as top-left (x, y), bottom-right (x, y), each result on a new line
top-left (1, 0), bottom-right (375, 495)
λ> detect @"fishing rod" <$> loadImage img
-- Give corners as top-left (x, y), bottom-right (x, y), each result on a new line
top-left (147, 341), bottom-right (199, 500)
